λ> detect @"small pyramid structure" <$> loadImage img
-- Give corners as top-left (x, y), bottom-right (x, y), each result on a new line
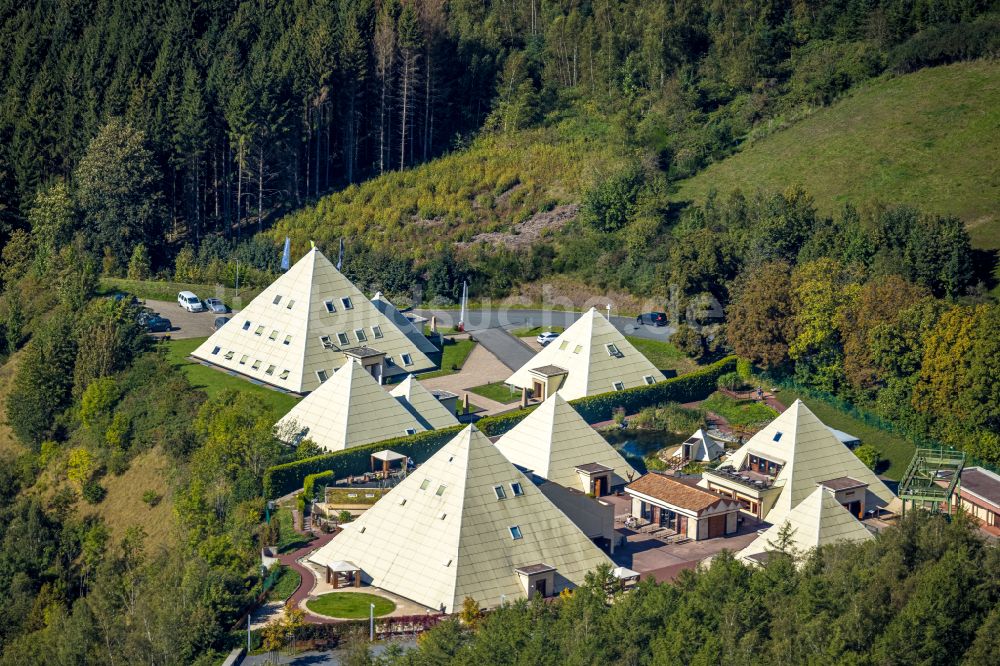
top-left (703, 400), bottom-right (895, 525)
top-left (274, 359), bottom-right (426, 452)
top-left (309, 425), bottom-right (613, 612)
top-left (191, 248), bottom-right (435, 394)
top-left (494, 393), bottom-right (638, 489)
top-left (684, 428), bottom-right (725, 462)
top-left (505, 308), bottom-right (664, 400)
top-left (390, 374), bottom-right (459, 430)
top-left (371, 292), bottom-right (439, 356)
top-left (737, 486), bottom-right (874, 564)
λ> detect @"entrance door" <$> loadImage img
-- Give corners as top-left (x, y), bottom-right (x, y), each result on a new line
top-left (532, 380), bottom-right (544, 400)
top-left (844, 501), bottom-right (862, 518)
top-left (592, 475), bottom-right (607, 497)
top-left (534, 579), bottom-right (547, 598)
top-left (707, 515), bottom-right (726, 538)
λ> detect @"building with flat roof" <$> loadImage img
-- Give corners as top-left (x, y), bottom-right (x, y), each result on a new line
top-left (737, 485), bottom-right (874, 566)
top-left (625, 473), bottom-right (741, 541)
top-left (505, 308), bottom-right (664, 401)
top-left (308, 425), bottom-right (612, 613)
top-left (699, 400), bottom-right (895, 526)
top-left (191, 248), bottom-right (435, 394)
top-left (954, 467), bottom-right (1000, 532)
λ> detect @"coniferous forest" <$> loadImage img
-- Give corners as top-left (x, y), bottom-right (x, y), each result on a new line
top-left (0, 1), bottom-right (998, 664)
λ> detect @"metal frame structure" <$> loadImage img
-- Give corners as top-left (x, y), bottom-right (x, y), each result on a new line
top-left (898, 448), bottom-right (966, 516)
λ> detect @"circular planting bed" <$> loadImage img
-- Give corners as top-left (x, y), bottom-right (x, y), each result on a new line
top-left (305, 592), bottom-right (396, 619)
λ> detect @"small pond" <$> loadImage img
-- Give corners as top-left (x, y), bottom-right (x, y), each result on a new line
top-left (601, 428), bottom-right (688, 474)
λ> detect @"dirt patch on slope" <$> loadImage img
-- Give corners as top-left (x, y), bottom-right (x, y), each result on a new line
top-left (458, 204), bottom-right (579, 250)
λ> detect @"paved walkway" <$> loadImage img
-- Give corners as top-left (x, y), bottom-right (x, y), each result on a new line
top-left (471, 327), bottom-right (535, 371)
top-left (419, 343), bottom-right (518, 416)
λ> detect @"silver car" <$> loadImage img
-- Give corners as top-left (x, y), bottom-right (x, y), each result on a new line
top-left (204, 298), bottom-right (228, 313)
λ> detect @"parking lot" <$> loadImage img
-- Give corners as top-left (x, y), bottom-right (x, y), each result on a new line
top-left (144, 299), bottom-right (240, 340)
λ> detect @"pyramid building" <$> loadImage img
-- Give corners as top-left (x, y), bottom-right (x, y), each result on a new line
top-left (681, 428), bottom-right (725, 462)
top-left (275, 359), bottom-right (426, 451)
top-left (737, 486), bottom-right (874, 565)
top-left (371, 292), bottom-right (439, 356)
top-left (309, 425), bottom-right (613, 612)
top-left (505, 308), bottom-right (665, 401)
top-left (390, 374), bottom-right (459, 430)
top-left (494, 393), bottom-right (638, 492)
top-left (699, 400), bottom-right (895, 526)
top-left (191, 248), bottom-right (435, 394)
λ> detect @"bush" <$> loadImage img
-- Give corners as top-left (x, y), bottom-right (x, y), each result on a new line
top-left (736, 358), bottom-right (753, 380)
top-left (672, 324), bottom-right (705, 359)
top-left (337, 510), bottom-right (353, 524)
top-left (854, 444), bottom-right (881, 471)
top-left (141, 490), bottom-right (161, 507)
top-left (580, 166), bottom-right (644, 233)
top-left (82, 481), bottom-right (106, 504)
top-left (717, 372), bottom-right (745, 391)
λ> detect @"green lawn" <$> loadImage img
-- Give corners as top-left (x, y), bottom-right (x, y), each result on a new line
top-left (626, 336), bottom-right (697, 376)
top-left (162, 337), bottom-right (299, 420)
top-left (772, 387), bottom-right (915, 481)
top-left (469, 381), bottom-right (520, 404)
top-left (509, 325), bottom-right (565, 337)
top-left (267, 565), bottom-right (302, 602)
top-left (417, 337), bottom-right (476, 379)
top-left (672, 61), bottom-right (1000, 250)
top-left (100, 277), bottom-right (262, 306)
top-left (305, 592), bottom-right (396, 619)
top-left (273, 508), bottom-right (314, 554)
top-left (701, 392), bottom-right (778, 427)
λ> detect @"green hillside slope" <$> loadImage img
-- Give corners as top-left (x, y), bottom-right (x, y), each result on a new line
top-left (270, 118), bottom-right (627, 256)
top-left (671, 61), bottom-right (1000, 249)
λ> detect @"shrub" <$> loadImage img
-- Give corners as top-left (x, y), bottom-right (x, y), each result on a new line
top-left (672, 324), bottom-right (705, 359)
top-left (580, 166), bottom-right (644, 233)
top-left (717, 372), bottom-right (745, 391)
top-left (854, 444), bottom-right (881, 471)
top-left (337, 510), bottom-right (353, 524)
top-left (141, 490), bottom-right (161, 507)
top-left (82, 481), bottom-right (106, 504)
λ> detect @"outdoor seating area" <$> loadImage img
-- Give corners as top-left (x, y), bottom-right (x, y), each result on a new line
top-left (705, 464), bottom-right (779, 490)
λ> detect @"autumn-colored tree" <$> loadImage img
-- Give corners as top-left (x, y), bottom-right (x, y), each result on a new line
top-left (726, 261), bottom-right (795, 369)
top-left (836, 275), bottom-right (927, 393)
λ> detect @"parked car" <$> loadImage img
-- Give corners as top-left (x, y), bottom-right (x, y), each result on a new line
top-left (111, 292), bottom-right (139, 306)
top-left (213, 316), bottom-right (230, 331)
top-left (146, 316), bottom-right (172, 333)
top-left (177, 291), bottom-right (204, 312)
top-left (637, 312), bottom-right (668, 327)
top-left (136, 307), bottom-right (156, 326)
top-left (536, 331), bottom-right (560, 346)
top-left (204, 297), bottom-right (228, 313)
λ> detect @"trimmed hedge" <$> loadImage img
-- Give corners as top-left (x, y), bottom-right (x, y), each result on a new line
top-left (262, 356), bottom-right (736, 498)
top-left (568, 356), bottom-right (737, 422)
top-left (303, 470), bottom-right (335, 501)
top-left (264, 426), bottom-right (463, 499)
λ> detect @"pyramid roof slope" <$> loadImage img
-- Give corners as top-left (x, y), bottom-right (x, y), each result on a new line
top-left (723, 400), bottom-right (894, 525)
top-left (686, 429), bottom-right (725, 462)
top-left (505, 308), bottom-right (664, 400)
top-left (371, 292), bottom-right (439, 355)
top-left (191, 248), bottom-right (434, 394)
top-left (494, 393), bottom-right (637, 487)
top-left (309, 425), bottom-right (612, 613)
top-left (275, 359), bottom-right (426, 452)
top-left (390, 375), bottom-right (459, 430)
top-left (738, 486), bottom-right (874, 562)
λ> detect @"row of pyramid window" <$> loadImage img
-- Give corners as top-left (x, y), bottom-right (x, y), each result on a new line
top-left (609, 376), bottom-right (658, 391)
top-left (270, 293), bottom-right (356, 313)
top-left (239, 320), bottom-right (385, 346)
top-left (355, 522), bottom-right (524, 543)
top-left (209, 347), bottom-right (292, 380)
top-left (553, 339), bottom-right (625, 358)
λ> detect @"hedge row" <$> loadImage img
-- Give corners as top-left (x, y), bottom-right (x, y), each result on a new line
top-left (262, 356), bottom-right (736, 498)
top-left (263, 426), bottom-right (462, 499)
top-left (567, 356), bottom-right (737, 422)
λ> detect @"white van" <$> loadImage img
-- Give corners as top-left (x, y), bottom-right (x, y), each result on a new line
top-left (177, 291), bottom-right (204, 312)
